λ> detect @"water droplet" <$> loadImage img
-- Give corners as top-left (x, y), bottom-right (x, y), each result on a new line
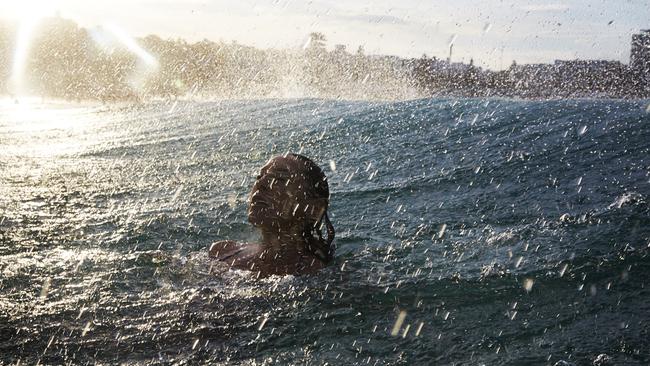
top-left (515, 256), bottom-right (523, 268)
top-left (448, 34), bottom-right (457, 47)
top-left (39, 277), bottom-right (51, 301)
top-left (483, 23), bottom-right (492, 33)
top-left (82, 321), bottom-right (91, 337)
top-left (390, 310), bottom-right (407, 336)
top-left (402, 323), bottom-right (411, 338)
top-left (329, 160), bottom-right (336, 172)
top-left (523, 278), bottom-right (534, 292)
top-left (258, 314), bottom-right (269, 331)
top-left (171, 184), bottom-right (184, 202)
top-left (559, 263), bottom-right (569, 277)
top-left (415, 322), bottom-right (424, 337)
top-left (437, 224), bottom-right (447, 239)
top-left (578, 125), bottom-right (588, 135)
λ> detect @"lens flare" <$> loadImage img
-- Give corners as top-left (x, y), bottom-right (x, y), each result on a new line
top-left (8, 0), bottom-right (60, 96)
top-left (8, 18), bottom-right (38, 96)
top-left (89, 23), bottom-right (159, 91)
top-left (103, 23), bottom-right (158, 68)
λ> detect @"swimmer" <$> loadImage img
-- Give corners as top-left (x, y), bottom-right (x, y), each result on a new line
top-left (209, 153), bottom-right (335, 277)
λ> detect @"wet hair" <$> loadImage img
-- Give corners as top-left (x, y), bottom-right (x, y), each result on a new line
top-left (248, 153), bottom-right (335, 263)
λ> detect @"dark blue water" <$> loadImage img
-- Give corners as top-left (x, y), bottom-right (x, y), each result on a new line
top-left (1, 98), bottom-right (649, 365)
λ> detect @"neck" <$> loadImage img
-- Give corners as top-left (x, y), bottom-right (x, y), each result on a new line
top-left (250, 224), bottom-right (327, 275)
top-left (259, 225), bottom-right (307, 254)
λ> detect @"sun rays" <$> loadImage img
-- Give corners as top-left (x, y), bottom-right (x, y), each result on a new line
top-left (5, 0), bottom-right (158, 100)
top-left (7, 0), bottom-right (60, 96)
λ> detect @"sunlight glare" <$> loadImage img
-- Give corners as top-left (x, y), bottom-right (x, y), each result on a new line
top-left (104, 23), bottom-right (158, 68)
top-left (0, 0), bottom-right (59, 21)
top-left (7, 0), bottom-right (61, 97)
top-left (0, 98), bottom-right (100, 158)
top-left (88, 23), bottom-right (159, 91)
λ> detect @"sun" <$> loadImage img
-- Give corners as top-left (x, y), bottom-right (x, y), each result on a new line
top-left (0, 0), bottom-right (60, 22)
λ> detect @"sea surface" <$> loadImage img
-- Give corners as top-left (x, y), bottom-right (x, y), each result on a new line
top-left (1, 98), bottom-right (649, 365)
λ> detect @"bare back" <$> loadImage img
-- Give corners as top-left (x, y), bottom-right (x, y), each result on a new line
top-left (208, 240), bottom-right (326, 277)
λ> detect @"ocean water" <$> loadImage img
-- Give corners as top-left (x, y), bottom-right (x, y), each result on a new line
top-left (1, 98), bottom-right (649, 365)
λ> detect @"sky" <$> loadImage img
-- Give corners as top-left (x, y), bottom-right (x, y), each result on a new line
top-left (1, 0), bottom-right (649, 70)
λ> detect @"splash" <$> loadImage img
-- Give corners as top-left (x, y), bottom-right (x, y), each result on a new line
top-left (92, 23), bottom-right (159, 92)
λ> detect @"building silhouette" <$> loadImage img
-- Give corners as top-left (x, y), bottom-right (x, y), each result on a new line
top-left (631, 30), bottom-right (650, 92)
top-left (631, 30), bottom-right (650, 72)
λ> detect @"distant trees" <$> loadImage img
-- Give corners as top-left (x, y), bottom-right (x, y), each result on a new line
top-left (0, 19), bottom-right (415, 101)
top-left (307, 32), bottom-right (326, 51)
top-left (28, 18), bottom-right (98, 99)
top-left (0, 17), bottom-right (645, 101)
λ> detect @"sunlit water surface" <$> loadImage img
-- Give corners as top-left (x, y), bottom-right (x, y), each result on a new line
top-left (1, 98), bottom-right (649, 365)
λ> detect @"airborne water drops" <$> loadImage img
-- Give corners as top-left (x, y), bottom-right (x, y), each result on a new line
top-left (171, 184), bottom-right (184, 202)
top-left (578, 125), bottom-right (588, 136)
top-left (523, 278), bottom-right (535, 293)
top-left (391, 310), bottom-right (407, 336)
top-left (559, 263), bottom-right (569, 277)
top-left (82, 321), bottom-right (92, 337)
top-left (329, 160), bottom-right (336, 172)
top-left (0, 3), bottom-right (648, 365)
top-left (39, 277), bottom-right (51, 301)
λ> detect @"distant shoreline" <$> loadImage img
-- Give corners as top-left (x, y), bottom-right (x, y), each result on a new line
top-left (1, 17), bottom-right (648, 102)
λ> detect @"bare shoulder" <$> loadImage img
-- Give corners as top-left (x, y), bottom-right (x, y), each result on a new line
top-left (208, 240), bottom-right (241, 258)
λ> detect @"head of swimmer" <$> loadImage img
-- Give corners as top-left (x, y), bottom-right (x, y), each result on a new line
top-left (248, 154), bottom-right (330, 236)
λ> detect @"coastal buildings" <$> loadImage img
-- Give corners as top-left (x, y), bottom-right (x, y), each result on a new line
top-left (631, 30), bottom-right (650, 91)
top-left (410, 29), bottom-right (649, 98)
top-left (554, 60), bottom-right (628, 94)
top-left (631, 30), bottom-right (650, 72)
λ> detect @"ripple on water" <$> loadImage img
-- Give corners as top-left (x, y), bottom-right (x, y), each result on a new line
top-left (1, 99), bottom-right (650, 364)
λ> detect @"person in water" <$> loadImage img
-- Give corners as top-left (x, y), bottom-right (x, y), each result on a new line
top-left (209, 153), bottom-right (335, 277)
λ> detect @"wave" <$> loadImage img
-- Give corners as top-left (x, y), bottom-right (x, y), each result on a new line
top-left (2, 97), bottom-right (650, 364)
